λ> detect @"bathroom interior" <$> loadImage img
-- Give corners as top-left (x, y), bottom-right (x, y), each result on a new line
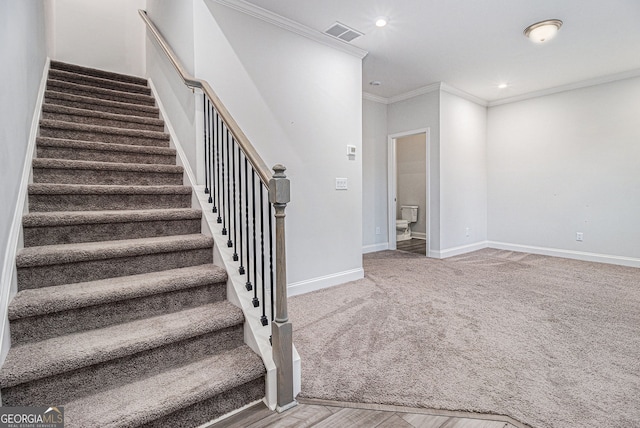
top-left (395, 133), bottom-right (427, 255)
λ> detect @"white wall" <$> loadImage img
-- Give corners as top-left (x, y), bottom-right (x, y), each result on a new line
top-left (396, 133), bottom-right (427, 236)
top-left (487, 77), bottom-right (640, 261)
top-left (155, 0), bottom-right (364, 291)
top-left (362, 99), bottom-right (388, 251)
top-left (439, 90), bottom-right (487, 252)
top-left (0, 0), bottom-right (47, 363)
top-left (388, 90), bottom-right (441, 250)
top-left (50, 0), bottom-right (146, 77)
top-left (145, 0), bottom-right (197, 173)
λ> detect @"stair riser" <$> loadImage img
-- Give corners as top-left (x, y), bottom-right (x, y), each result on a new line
top-left (1, 325), bottom-right (244, 406)
top-left (39, 127), bottom-right (170, 148)
top-left (47, 80), bottom-right (155, 106)
top-left (17, 248), bottom-right (213, 290)
top-left (37, 145), bottom-right (176, 165)
top-left (29, 193), bottom-right (191, 212)
top-left (24, 218), bottom-right (201, 247)
top-left (140, 377), bottom-right (265, 428)
top-left (48, 70), bottom-right (151, 96)
top-left (50, 61), bottom-right (148, 86)
top-left (45, 93), bottom-right (159, 118)
top-left (32, 167), bottom-right (183, 186)
top-left (11, 283), bottom-right (226, 344)
top-left (42, 111), bottom-right (165, 132)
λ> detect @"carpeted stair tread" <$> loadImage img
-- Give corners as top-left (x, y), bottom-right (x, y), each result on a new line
top-left (47, 79), bottom-right (156, 106)
top-left (50, 60), bottom-right (148, 86)
top-left (36, 136), bottom-right (176, 165)
top-left (16, 234), bottom-right (213, 268)
top-left (63, 345), bottom-right (265, 428)
top-left (39, 119), bottom-right (170, 144)
top-left (28, 183), bottom-right (191, 196)
top-left (0, 301), bottom-right (244, 388)
top-left (42, 103), bottom-right (165, 132)
top-left (32, 158), bottom-right (183, 174)
top-left (8, 264), bottom-right (226, 320)
top-left (45, 91), bottom-right (160, 118)
top-left (48, 69), bottom-right (151, 95)
top-left (23, 208), bottom-right (201, 228)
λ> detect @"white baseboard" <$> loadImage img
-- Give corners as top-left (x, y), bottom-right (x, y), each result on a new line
top-left (431, 241), bottom-right (489, 259)
top-left (0, 58), bottom-right (50, 367)
top-left (362, 242), bottom-right (389, 254)
top-left (412, 232), bottom-right (427, 240)
top-left (487, 241), bottom-right (640, 268)
top-left (288, 268), bottom-right (364, 297)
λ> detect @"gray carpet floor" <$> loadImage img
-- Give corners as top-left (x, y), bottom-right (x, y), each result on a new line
top-left (289, 249), bottom-right (640, 428)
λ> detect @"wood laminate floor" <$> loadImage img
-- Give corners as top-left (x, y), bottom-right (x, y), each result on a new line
top-left (208, 398), bottom-right (526, 428)
top-left (396, 238), bottom-right (427, 255)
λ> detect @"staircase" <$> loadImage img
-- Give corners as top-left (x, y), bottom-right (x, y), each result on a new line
top-left (0, 61), bottom-right (266, 427)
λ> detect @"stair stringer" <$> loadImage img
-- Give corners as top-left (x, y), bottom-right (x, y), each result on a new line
top-left (148, 79), bottom-right (300, 412)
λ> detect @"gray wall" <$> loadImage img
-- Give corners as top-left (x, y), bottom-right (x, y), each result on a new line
top-left (0, 0), bottom-right (47, 361)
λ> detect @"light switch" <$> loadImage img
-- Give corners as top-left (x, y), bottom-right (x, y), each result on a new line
top-left (335, 178), bottom-right (348, 190)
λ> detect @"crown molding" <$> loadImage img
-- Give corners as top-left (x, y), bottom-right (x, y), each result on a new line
top-left (388, 82), bottom-right (442, 104)
top-left (440, 83), bottom-right (488, 107)
top-left (213, 0), bottom-right (368, 59)
top-left (362, 92), bottom-right (389, 104)
top-left (489, 68), bottom-right (640, 107)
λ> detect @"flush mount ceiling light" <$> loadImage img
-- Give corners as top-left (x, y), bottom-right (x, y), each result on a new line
top-left (498, 83), bottom-right (509, 89)
top-left (524, 19), bottom-right (563, 43)
top-left (375, 17), bottom-right (388, 27)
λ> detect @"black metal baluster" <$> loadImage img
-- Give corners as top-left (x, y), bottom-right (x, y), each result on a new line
top-left (238, 149), bottom-right (245, 275)
top-left (204, 97), bottom-right (210, 198)
top-left (269, 202), bottom-right (274, 322)
top-left (226, 128), bottom-right (232, 246)
top-left (215, 112), bottom-right (222, 222)
top-left (251, 169), bottom-right (259, 308)
top-left (210, 103), bottom-right (217, 213)
top-left (260, 185), bottom-right (267, 326)
top-left (244, 157), bottom-right (252, 291)
top-left (231, 141), bottom-right (239, 259)
top-left (221, 122), bottom-right (228, 235)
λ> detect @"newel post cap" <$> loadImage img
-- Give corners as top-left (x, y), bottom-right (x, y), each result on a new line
top-left (269, 164), bottom-right (290, 205)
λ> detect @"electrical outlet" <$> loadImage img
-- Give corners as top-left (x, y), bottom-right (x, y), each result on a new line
top-left (465, 227), bottom-right (470, 237)
top-left (576, 232), bottom-right (584, 241)
top-left (375, 227), bottom-right (381, 235)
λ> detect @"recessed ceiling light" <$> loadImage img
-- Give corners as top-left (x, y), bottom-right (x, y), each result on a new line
top-left (375, 17), bottom-right (388, 27)
top-left (498, 83), bottom-right (508, 89)
top-left (369, 80), bottom-right (382, 86)
top-left (524, 19), bottom-right (563, 43)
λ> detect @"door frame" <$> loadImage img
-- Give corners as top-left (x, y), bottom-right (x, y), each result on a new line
top-left (387, 128), bottom-right (431, 255)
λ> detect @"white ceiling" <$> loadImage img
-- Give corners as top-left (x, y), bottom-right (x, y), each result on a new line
top-left (241, 0), bottom-right (640, 102)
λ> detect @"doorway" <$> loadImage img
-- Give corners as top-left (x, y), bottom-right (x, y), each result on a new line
top-left (388, 129), bottom-right (429, 256)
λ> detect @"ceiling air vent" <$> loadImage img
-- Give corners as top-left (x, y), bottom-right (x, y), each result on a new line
top-left (324, 22), bottom-right (364, 42)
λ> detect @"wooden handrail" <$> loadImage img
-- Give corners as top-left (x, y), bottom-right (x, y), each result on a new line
top-left (138, 9), bottom-right (272, 186)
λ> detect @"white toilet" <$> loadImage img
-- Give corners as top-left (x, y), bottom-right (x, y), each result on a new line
top-left (396, 205), bottom-right (418, 242)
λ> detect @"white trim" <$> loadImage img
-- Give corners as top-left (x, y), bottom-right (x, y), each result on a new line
top-left (488, 68), bottom-right (640, 107)
top-left (388, 82), bottom-right (441, 104)
top-left (197, 399), bottom-right (263, 428)
top-left (287, 268), bottom-right (364, 297)
top-left (0, 59), bottom-right (50, 365)
top-left (362, 242), bottom-right (389, 254)
top-left (148, 79), bottom-right (197, 187)
top-left (487, 241), bottom-right (640, 268)
top-left (212, 0), bottom-right (368, 59)
top-left (441, 83), bottom-right (488, 107)
top-left (432, 241), bottom-right (489, 259)
top-left (362, 92), bottom-right (389, 105)
top-left (411, 232), bottom-right (427, 240)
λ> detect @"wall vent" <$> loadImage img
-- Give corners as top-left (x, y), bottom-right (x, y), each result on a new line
top-left (324, 22), bottom-right (364, 42)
